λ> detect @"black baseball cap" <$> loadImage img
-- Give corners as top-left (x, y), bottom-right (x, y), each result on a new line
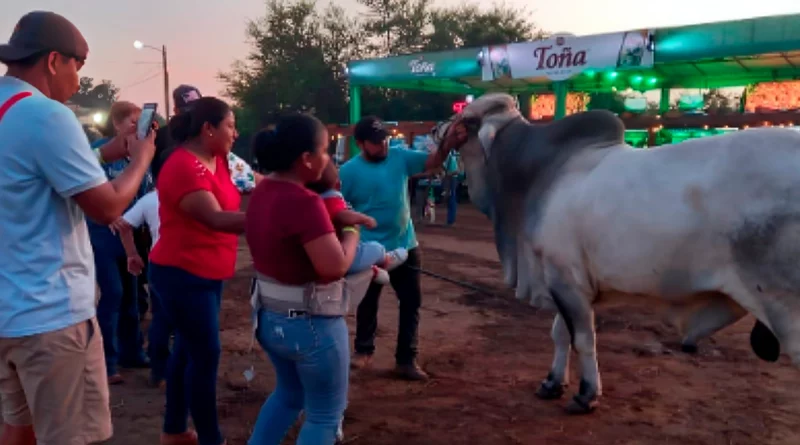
top-left (173, 84), bottom-right (202, 112)
top-left (353, 116), bottom-right (390, 143)
top-left (0, 11), bottom-right (88, 64)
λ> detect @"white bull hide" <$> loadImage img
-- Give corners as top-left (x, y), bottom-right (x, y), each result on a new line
top-left (446, 93), bottom-right (800, 414)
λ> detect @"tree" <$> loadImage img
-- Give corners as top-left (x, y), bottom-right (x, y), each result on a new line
top-left (358, 0), bottom-right (432, 56)
top-left (219, 0), bottom-right (360, 125)
top-left (221, 0), bottom-right (546, 124)
top-left (70, 77), bottom-right (119, 109)
top-left (426, 3), bottom-right (543, 51)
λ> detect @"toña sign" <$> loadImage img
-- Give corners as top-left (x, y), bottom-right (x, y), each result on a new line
top-left (531, 36), bottom-right (589, 80)
top-left (481, 30), bottom-right (654, 82)
top-left (409, 56), bottom-right (436, 76)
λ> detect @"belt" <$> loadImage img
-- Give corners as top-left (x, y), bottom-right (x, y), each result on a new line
top-left (251, 274), bottom-right (309, 316)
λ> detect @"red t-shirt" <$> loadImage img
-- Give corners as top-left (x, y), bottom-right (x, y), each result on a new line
top-left (245, 179), bottom-right (334, 285)
top-left (150, 148), bottom-right (242, 280)
top-left (322, 193), bottom-right (347, 219)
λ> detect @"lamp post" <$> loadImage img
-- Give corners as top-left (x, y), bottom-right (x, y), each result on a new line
top-left (133, 40), bottom-right (171, 120)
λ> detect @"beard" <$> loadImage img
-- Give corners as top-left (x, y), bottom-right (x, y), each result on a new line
top-left (362, 150), bottom-right (388, 163)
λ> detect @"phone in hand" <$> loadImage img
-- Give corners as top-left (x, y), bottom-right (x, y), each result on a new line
top-left (136, 103), bottom-right (158, 140)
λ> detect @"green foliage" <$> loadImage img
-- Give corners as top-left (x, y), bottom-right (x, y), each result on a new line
top-left (220, 0), bottom-right (543, 123)
top-left (70, 77), bottom-right (120, 110)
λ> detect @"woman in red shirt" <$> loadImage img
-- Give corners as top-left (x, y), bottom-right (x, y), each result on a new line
top-left (245, 115), bottom-right (360, 445)
top-left (148, 97), bottom-right (242, 445)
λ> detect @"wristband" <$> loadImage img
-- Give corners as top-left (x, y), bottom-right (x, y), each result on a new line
top-left (341, 226), bottom-right (358, 234)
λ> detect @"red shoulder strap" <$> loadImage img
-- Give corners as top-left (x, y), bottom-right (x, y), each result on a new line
top-left (0, 92), bottom-right (33, 123)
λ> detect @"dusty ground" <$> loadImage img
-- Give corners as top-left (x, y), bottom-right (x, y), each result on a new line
top-left (95, 205), bottom-right (800, 445)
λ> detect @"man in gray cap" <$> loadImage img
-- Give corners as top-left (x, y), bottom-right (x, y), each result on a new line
top-left (0, 11), bottom-right (155, 445)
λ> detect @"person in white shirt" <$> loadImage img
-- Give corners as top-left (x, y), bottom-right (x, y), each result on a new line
top-left (110, 184), bottom-right (171, 388)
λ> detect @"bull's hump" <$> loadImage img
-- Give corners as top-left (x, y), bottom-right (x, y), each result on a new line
top-left (545, 110), bottom-right (625, 149)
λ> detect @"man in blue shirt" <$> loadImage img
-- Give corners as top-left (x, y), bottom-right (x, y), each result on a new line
top-left (0, 11), bottom-right (155, 444)
top-left (340, 117), bottom-right (448, 380)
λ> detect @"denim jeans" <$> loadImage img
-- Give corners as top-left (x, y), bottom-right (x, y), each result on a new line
top-left (90, 222), bottom-right (145, 376)
top-left (147, 267), bottom-right (173, 383)
top-left (348, 241), bottom-right (386, 274)
top-left (446, 176), bottom-right (458, 226)
top-left (355, 248), bottom-right (422, 365)
top-left (249, 310), bottom-right (349, 445)
top-left (149, 263), bottom-right (224, 445)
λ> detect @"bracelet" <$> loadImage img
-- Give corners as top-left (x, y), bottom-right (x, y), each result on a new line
top-left (341, 226), bottom-right (358, 234)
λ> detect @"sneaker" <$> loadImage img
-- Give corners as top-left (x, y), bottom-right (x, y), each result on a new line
top-left (372, 267), bottom-right (390, 285)
top-left (393, 362), bottom-right (429, 381)
top-left (350, 353), bottom-right (373, 370)
top-left (383, 248), bottom-right (408, 271)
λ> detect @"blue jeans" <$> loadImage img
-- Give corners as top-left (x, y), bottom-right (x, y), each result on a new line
top-left (90, 222), bottom-right (145, 376)
top-left (348, 241), bottom-right (386, 274)
top-left (149, 263), bottom-right (224, 445)
top-left (147, 267), bottom-right (173, 383)
top-left (446, 176), bottom-right (459, 226)
top-left (249, 310), bottom-right (349, 445)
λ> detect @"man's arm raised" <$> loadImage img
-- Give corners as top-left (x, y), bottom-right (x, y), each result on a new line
top-left (74, 132), bottom-right (156, 224)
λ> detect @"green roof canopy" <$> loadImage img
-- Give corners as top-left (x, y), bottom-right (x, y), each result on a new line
top-left (347, 13), bottom-right (800, 94)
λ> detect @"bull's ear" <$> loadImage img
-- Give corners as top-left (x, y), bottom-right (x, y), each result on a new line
top-left (478, 122), bottom-right (498, 154)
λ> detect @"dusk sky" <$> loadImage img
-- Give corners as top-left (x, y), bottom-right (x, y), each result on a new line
top-left (3, 0), bottom-right (799, 112)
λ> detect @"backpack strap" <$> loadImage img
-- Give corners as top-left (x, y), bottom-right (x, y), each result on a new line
top-left (0, 92), bottom-right (33, 123)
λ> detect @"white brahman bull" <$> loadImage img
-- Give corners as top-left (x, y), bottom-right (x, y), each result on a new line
top-left (434, 93), bottom-right (800, 414)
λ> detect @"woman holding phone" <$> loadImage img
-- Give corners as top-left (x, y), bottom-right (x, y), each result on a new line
top-left (89, 100), bottom-right (153, 384)
top-left (148, 96), bottom-right (243, 445)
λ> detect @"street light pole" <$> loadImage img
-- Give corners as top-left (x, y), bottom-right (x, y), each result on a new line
top-left (134, 40), bottom-right (171, 120)
top-left (162, 45), bottom-right (170, 120)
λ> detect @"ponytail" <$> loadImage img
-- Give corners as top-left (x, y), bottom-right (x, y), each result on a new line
top-left (167, 96), bottom-right (231, 144)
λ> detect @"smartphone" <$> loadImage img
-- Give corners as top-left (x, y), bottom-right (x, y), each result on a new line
top-left (136, 103), bottom-right (158, 140)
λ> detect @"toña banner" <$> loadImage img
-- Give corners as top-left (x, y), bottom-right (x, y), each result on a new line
top-left (481, 30), bottom-right (655, 82)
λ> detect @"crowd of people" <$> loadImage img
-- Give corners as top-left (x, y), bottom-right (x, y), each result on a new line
top-left (0, 10), bottom-right (467, 445)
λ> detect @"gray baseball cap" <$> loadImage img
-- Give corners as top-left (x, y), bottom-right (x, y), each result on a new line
top-left (0, 11), bottom-right (89, 64)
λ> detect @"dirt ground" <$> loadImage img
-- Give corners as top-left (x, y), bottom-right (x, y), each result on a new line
top-left (93, 204), bottom-right (800, 445)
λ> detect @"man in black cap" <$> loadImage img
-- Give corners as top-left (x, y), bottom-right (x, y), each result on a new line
top-left (0, 11), bottom-right (155, 445)
top-left (339, 116), bottom-right (452, 381)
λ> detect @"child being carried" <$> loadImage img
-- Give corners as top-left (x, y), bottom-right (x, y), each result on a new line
top-left (308, 162), bottom-right (407, 284)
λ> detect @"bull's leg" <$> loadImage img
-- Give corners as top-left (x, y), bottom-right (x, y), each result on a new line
top-left (566, 308), bottom-right (601, 414)
top-left (548, 286), bottom-right (600, 415)
top-left (535, 313), bottom-right (570, 400)
top-left (675, 294), bottom-right (747, 353)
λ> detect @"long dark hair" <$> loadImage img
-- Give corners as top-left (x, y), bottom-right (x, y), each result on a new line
top-left (251, 114), bottom-right (325, 173)
top-left (168, 97), bottom-right (231, 144)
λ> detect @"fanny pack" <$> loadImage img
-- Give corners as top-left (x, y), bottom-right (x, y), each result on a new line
top-left (250, 273), bottom-right (349, 318)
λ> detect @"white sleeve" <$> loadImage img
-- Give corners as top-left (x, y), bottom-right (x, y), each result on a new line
top-left (122, 195), bottom-right (149, 228)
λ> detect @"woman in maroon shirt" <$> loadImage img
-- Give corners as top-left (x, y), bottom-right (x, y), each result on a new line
top-left (245, 115), bottom-right (359, 445)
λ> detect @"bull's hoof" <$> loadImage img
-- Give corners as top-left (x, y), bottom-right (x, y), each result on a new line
top-left (681, 343), bottom-right (699, 354)
top-left (565, 394), bottom-right (598, 415)
top-left (535, 379), bottom-right (566, 400)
